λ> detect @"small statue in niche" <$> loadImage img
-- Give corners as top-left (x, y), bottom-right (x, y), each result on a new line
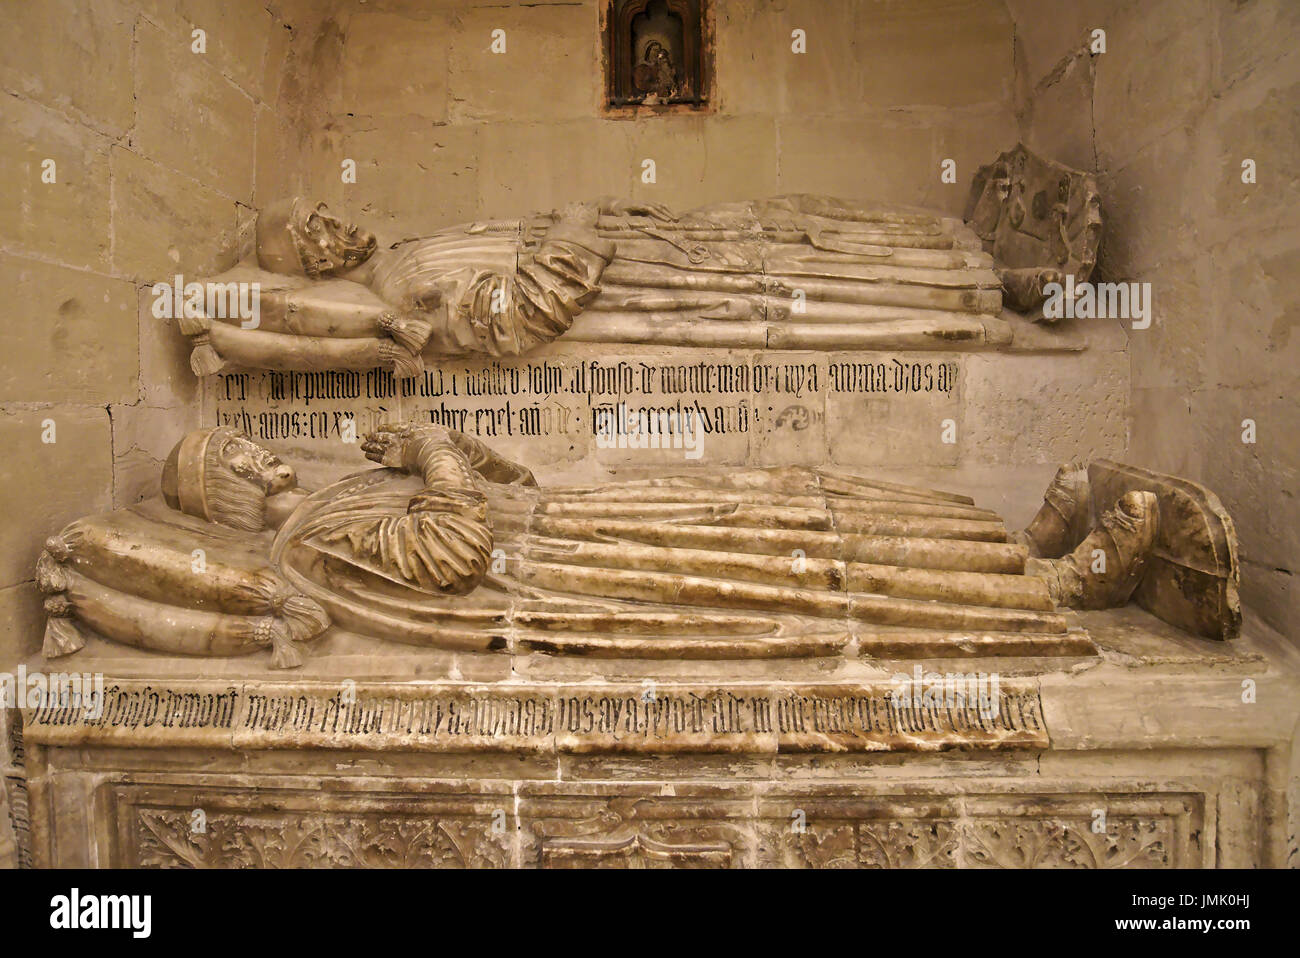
top-left (35, 423), bottom-right (1239, 670)
top-left (633, 39), bottom-right (678, 101)
top-left (606, 0), bottom-right (706, 108)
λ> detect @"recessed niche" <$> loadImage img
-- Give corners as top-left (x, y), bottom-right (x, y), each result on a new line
top-left (603, 0), bottom-right (712, 111)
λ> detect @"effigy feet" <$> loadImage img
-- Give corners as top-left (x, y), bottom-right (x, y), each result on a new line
top-left (1029, 490), bottom-right (1160, 610)
top-left (1016, 458), bottom-right (1092, 558)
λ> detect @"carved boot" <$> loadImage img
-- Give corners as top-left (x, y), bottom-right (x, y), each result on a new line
top-left (1028, 491), bottom-right (1160, 610)
top-left (1013, 459), bottom-right (1092, 558)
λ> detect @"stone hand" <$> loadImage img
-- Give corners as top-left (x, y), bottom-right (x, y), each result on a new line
top-left (444, 429), bottom-right (537, 486)
top-left (362, 423), bottom-right (450, 472)
top-left (558, 201), bottom-right (601, 228)
top-left (599, 197), bottom-right (678, 222)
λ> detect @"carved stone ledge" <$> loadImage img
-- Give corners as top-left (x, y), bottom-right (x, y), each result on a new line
top-left (99, 781), bottom-right (1203, 869)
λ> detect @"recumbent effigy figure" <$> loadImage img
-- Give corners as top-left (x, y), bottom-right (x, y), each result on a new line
top-left (175, 146), bottom-right (1100, 377)
top-left (35, 424), bottom-right (1239, 669)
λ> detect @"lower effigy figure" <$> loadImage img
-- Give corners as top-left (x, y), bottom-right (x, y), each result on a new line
top-left (35, 424), bottom-right (1239, 668)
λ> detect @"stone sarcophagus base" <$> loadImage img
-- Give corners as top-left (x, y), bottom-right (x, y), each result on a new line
top-left (11, 607), bottom-right (1298, 869)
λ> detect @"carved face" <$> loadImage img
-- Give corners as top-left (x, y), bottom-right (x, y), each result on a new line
top-left (215, 433), bottom-right (296, 494)
top-left (258, 198), bottom-right (377, 278)
top-left (203, 431), bottom-right (297, 532)
top-left (294, 202), bottom-right (377, 277)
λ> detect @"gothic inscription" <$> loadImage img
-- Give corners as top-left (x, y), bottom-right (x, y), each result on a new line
top-left (208, 350), bottom-right (963, 470)
top-left (23, 680), bottom-right (1047, 752)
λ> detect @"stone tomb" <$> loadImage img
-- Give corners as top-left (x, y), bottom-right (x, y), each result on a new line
top-left (9, 336), bottom-right (1297, 869)
top-left (11, 603), bottom-right (1299, 868)
top-left (9, 167), bottom-right (1297, 870)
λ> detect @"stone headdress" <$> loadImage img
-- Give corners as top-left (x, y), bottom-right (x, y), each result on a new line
top-left (161, 426), bottom-right (270, 532)
top-left (255, 197), bottom-right (311, 276)
top-left (256, 197), bottom-right (377, 278)
top-left (161, 426), bottom-right (225, 521)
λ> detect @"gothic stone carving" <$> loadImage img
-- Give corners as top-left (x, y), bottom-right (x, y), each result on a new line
top-left (174, 147), bottom-right (1098, 377)
top-left (33, 423), bottom-right (1240, 670)
top-left (763, 796), bottom-right (1198, 869)
top-left (22, 680), bottom-right (1052, 754)
top-left (965, 143), bottom-right (1103, 313)
top-left (177, 192), bottom-right (1012, 377)
top-left (103, 782), bottom-right (1203, 869)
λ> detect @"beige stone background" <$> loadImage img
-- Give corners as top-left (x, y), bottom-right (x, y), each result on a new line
top-left (1008, 0), bottom-right (1299, 655)
top-left (0, 1), bottom-right (1295, 717)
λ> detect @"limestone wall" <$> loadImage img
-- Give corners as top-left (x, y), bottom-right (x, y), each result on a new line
top-left (0, 0), bottom-right (316, 666)
top-left (288, 0), bottom-right (1020, 245)
top-left (1011, 0), bottom-right (1300, 639)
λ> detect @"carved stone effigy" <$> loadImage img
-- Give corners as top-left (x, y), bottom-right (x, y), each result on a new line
top-left (30, 424), bottom-right (1241, 672)
top-left (965, 143), bottom-right (1102, 313)
top-left (12, 148), bottom-right (1297, 872)
top-left (175, 163), bottom-right (1098, 381)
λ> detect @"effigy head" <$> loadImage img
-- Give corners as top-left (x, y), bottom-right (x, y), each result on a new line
top-left (161, 427), bottom-right (297, 531)
top-left (256, 197), bottom-right (377, 278)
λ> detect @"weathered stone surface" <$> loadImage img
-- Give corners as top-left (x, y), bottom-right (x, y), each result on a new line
top-left (447, 4), bottom-right (595, 122)
top-left (1191, 385), bottom-right (1300, 591)
top-left (777, 115), bottom-right (934, 205)
top-left (933, 110), bottom-right (1021, 215)
top-left (111, 147), bottom-right (241, 282)
top-left (1095, 128), bottom-right (1209, 281)
top-left (341, 121), bottom-right (481, 244)
top-left (1022, 52), bottom-right (1096, 173)
top-left (132, 20), bottom-right (256, 200)
top-left (0, 0), bottom-right (135, 135)
top-left (476, 119), bottom-right (635, 219)
top-left (0, 254), bottom-right (137, 405)
top-left (824, 354), bottom-right (962, 468)
top-left (109, 402), bottom-right (200, 508)
top-left (0, 96), bottom-right (112, 272)
top-left (254, 104), bottom-right (297, 213)
top-left (340, 10), bottom-right (450, 121)
top-left (855, 0), bottom-right (1014, 109)
top-left (138, 288), bottom-right (199, 410)
top-left (1004, 0), bottom-right (1119, 88)
top-left (1208, 231), bottom-right (1300, 391)
top-left (178, 0), bottom-right (275, 98)
top-left (964, 350), bottom-right (1128, 465)
top-left (1093, 0), bottom-right (1215, 168)
top-left (715, 0), bottom-right (860, 116)
top-left (1121, 259), bottom-right (1207, 393)
top-left (1215, 0), bottom-right (1300, 91)
top-left (1212, 76), bottom-right (1300, 236)
top-left (0, 583), bottom-right (47, 669)
top-left (625, 115), bottom-right (780, 212)
top-left (0, 405), bottom-right (113, 588)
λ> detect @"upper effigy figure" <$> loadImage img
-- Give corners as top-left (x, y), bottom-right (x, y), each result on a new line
top-left (172, 147), bottom-right (1101, 378)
